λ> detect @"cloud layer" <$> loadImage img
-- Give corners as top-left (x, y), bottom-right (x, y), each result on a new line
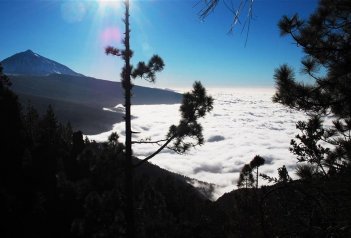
top-left (88, 88), bottom-right (308, 199)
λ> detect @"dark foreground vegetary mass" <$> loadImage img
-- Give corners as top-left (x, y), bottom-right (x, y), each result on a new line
top-left (1, 0), bottom-right (351, 237)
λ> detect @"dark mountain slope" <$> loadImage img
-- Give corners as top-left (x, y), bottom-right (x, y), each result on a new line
top-left (9, 74), bottom-right (182, 134)
top-left (2, 50), bottom-right (182, 134)
top-left (9, 74), bottom-right (182, 108)
top-left (1, 50), bottom-right (82, 76)
top-left (133, 157), bottom-right (216, 201)
top-left (211, 176), bottom-right (351, 238)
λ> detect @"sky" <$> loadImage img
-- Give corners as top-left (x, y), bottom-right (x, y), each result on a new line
top-left (0, 0), bottom-right (319, 88)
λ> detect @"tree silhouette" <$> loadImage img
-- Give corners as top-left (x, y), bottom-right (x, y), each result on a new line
top-left (0, 62), bottom-right (24, 192)
top-left (289, 116), bottom-right (330, 176)
top-left (105, 1), bottom-right (213, 237)
top-left (277, 165), bottom-right (291, 183)
top-left (0, 63), bottom-right (11, 87)
top-left (134, 81), bottom-right (213, 167)
top-left (237, 164), bottom-right (254, 189)
top-left (38, 105), bottom-right (59, 145)
top-left (105, 1), bottom-right (135, 236)
top-left (273, 0), bottom-right (351, 175)
top-left (23, 103), bottom-right (40, 147)
top-left (295, 164), bottom-right (318, 180)
top-left (249, 155), bottom-right (265, 188)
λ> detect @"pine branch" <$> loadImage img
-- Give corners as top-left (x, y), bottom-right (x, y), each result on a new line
top-left (133, 134), bottom-right (176, 168)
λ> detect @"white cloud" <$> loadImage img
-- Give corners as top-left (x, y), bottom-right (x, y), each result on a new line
top-left (88, 88), bottom-right (309, 199)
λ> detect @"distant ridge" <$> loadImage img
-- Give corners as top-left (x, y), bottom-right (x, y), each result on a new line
top-left (1, 49), bottom-right (82, 76)
top-left (1, 50), bottom-right (182, 134)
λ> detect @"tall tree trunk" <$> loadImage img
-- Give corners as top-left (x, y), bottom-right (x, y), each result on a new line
top-left (256, 166), bottom-right (258, 188)
top-left (123, 1), bottom-right (135, 237)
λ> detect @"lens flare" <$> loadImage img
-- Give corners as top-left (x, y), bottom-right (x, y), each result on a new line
top-left (101, 27), bottom-right (122, 46)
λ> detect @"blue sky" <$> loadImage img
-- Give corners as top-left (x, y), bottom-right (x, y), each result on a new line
top-left (0, 0), bottom-right (318, 89)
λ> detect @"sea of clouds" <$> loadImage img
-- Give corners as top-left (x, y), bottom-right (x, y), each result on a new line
top-left (88, 88), bottom-right (309, 199)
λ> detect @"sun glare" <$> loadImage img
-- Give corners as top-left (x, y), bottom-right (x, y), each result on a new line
top-left (97, 0), bottom-right (122, 11)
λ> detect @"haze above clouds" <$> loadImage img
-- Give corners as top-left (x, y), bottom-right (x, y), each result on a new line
top-left (88, 88), bottom-right (308, 199)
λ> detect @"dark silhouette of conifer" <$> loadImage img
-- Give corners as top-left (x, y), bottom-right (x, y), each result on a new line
top-left (277, 165), bottom-right (291, 183)
top-left (249, 155), bottom-right (265, 188)
top-left (38, 105), bottom-right (59, 145)
top-left (0, 63), bottom-right (11, 87)
top-left (23, 103), bottom-right (40, 147)
top-left (63, 130), bottom-right (84, 180)
top-left (105, 1), bottom-right (213, 237)
top-left (273, 0), bottom-right (351, 175)
top-left (295, 164), bottom-right (318, 180)
top-left (105, 1), bottom-right (136, 236)
top-left (0, 62), bottom-right (24, 191)
top-left (134, 81), bottom-right (213, 167)
top-left (237, 164), bottom-right (254, 188)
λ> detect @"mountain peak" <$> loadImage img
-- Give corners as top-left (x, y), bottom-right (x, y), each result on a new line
top-left (22, 49), bottom-right (40, 58)
top-left (1, 50), bottom-right (83, 77)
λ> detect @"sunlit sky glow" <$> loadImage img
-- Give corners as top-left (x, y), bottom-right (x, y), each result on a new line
top-left (0, 0), bottom-right (318, 88)
top-left (97, 0), bottom-right (123, 14)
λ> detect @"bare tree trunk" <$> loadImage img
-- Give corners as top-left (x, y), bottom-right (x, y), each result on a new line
top-left (123, 1), bottom-right (135, 237)
top-left (256, 166), bottom-right (258, 188)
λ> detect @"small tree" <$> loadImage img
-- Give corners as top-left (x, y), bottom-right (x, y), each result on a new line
top-left (0, 63), bottom-right (11, 88)
top-left (260, 165), bottom-right (292, 184)
top-left (38, 105), bottom-right (59, 146)
top-left (249, 155), bottom-right (265, 188)
top-left (72, 131), bottom-right (85, 156)
top-left (289, 116), bottom-right (330, 176)
top-left (277, 165), bottom-right (291, 183)
top-left (237, 164), bottom-right (254, 189)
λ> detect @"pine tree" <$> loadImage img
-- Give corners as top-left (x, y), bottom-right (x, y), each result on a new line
top-left (105, 1), bottom-right (213, 237)
top-left (237, 164), bottom-right (254, 189)
top-left (38, 105), bottom-right (59, 146)
top-left (249, 155), bottom-right (265, 188)
top-left (295, 164), bottom-right (318, 180)
top-left (273, 0), bottom-right (351, 175)
top-left (0, 62), bottom-right (24, 190)
top-left (277, 165), bottom-right (291, 183)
